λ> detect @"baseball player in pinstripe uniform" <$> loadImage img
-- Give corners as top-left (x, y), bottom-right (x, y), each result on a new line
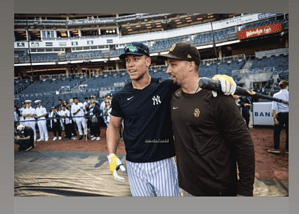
top-left (71, 97), bottom-right (88, 140)
top-left (106, 42), bottom-right (236, 197)
top-left (34, 100), bottom-right (49, 142)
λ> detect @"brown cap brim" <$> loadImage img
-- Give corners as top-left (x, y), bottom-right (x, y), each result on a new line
top-left (159, 54), bottom-right (185, 61)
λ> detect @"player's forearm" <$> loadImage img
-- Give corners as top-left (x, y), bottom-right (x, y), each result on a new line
top-left (17, 136), bottom-right (30, 141)
top-left (236, 141), bottom-right (255, 196)
top-left (272, 110), bottom-right (277, 118)
top-left (106, 124), bottom-right (120, 155)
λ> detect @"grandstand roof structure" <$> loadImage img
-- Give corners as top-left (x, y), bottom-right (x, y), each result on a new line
top-left (14, 12), bottom-right (289, 100)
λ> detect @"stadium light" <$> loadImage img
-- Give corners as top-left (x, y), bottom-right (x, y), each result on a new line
top-left (110, 57), bottom-right (120, 61)
top-left (32, 62), bottom-right (56, 65)
top-left (215, 40), bottom-right (241, 47)
top-left (196, 45), bottom-right (213, 49)
top-left (90, 58), bottom-right (109, 62)
top-left (14, 63), bottom-right (31, 66)
top-left (70, 60), bottom-right (83, 63)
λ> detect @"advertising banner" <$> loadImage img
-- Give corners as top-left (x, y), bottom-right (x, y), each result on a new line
top-left (45, 42), bottom-right (53, 46)
top-left (238, 23), bottom-right (283, 40)
top-left (17, 42), bottom-right (25, 47)
top-left (258, 13), bottom-right (284, 20)
top-left (253, 102), bottom-right (274, 126)
top-left (31, 42), bottom-right (39, 47)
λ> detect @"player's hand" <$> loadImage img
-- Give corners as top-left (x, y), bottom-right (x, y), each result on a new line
top-left (212, 74), bottom-right (237, 97)
top-left (107, 153), bottom-right (126, 181)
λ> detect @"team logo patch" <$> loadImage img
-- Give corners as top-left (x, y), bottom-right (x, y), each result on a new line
top-left (127, 46), bottom-right (137, 52)
top-left (194, 108), bottom-right (200, 117)
top-left (187, 54), bottom-right (192, 59)
top-left (152, 95), bottom-right (161, 105)
top-left (170, 44), bottom-right (176, 51)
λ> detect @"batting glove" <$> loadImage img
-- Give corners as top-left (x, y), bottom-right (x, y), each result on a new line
top-left (107, 153), bottom-right (126, 181)
top-left (212, 74), bottom-right (237, 97)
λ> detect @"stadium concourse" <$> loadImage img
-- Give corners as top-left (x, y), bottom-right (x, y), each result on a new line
top-left (14, 13), bottom-right (289, 197)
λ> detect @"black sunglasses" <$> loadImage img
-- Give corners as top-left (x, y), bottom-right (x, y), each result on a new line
top-left (124, 45), bottom-right (148, 54)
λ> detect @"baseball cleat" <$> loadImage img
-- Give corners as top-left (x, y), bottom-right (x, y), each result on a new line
top-left (24, 146), bottom-right (33, 152)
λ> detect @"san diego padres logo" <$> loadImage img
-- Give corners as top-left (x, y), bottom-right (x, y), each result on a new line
top-left (194, 108), bottom-right (200, 117)
top-left (170, 44), bottom-right (176, 51)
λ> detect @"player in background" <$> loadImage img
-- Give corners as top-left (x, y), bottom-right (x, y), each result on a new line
top-left (71, 97), bottom-right (88, 140)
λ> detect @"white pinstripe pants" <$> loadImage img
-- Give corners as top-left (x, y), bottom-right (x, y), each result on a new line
top-left (126, 157), bottom-right (180, 197)
top-left (75, 118), bottom-right (87, 136)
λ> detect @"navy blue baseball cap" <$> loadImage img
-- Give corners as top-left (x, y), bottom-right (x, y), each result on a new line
top-left (119, 42), bottom-right (150, 60)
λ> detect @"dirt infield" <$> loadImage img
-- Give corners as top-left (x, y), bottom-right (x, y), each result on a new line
top-left (14, 127), bottom-right (288, 182)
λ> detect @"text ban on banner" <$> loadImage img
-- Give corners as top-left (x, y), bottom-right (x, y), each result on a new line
top-left (238, 23), bottom-right (283, 40)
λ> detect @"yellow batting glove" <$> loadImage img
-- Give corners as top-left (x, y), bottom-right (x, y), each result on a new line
top-left (212, 74), bottom-right (237, 97)
top-left (107, 153), bottom-right (126, 181)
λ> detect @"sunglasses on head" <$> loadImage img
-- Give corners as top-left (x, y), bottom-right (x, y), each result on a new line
top-left (124, 45), bottom-right (148, 54)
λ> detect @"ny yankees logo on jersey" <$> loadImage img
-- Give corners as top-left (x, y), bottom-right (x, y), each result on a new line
top-left (152, 95), bottom-right (161, 105)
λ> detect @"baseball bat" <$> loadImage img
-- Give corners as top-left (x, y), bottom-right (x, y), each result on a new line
top-left (199, 77), bottom-right (289, 105)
